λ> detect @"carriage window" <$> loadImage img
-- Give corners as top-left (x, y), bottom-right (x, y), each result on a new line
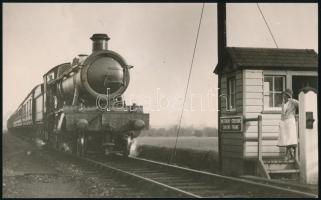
top-left (28, 101), bottom-right (30, 116)
top-left (34, 85), bottom-right (42, 97)
top-left (227, 77), bottom-right (236, 111)
top-left (264, 75), bottom-right (285, 109)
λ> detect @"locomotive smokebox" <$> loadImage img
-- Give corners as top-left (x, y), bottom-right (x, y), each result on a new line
top-left (90, 33), bottom-right (110, 52)
top-left (59, 33), bottom-right (130, 104)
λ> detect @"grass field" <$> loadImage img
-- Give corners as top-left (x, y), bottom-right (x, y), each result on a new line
top-left (133, 136), bottom-right (218, 152)
top-left (131, 136), bottom-right (219, 172)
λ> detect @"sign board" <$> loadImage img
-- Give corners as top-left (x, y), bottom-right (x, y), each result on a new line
top-left (220, 116), bottom-right (243, 132)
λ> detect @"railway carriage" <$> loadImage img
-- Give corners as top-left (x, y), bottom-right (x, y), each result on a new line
top-left (7, 33), bottom-right (149, 156)
top-left (7, 84), bottom-right (44, 134)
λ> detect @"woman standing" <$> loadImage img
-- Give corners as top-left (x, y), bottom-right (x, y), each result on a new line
top-left (277, 88), bottom-right (299, 161)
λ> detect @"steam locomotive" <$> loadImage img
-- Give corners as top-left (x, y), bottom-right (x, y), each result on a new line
top-left (7, 33), bottom-right (149, 156)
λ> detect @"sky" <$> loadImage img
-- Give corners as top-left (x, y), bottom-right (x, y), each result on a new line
top-left (3, 3), bottom-right (318, 130)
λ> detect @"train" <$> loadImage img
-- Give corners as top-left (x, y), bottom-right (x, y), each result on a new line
top-left (7, 33), bottom-right (149, 156)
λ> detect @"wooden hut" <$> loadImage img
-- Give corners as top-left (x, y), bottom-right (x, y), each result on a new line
top-left (214, 47), bottom-right (318, 177)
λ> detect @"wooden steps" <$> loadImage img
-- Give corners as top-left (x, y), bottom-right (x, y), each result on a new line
top-left (262, 158), bottom-right (300, 180)
top-left (267, 169), bottom-right (299, 174)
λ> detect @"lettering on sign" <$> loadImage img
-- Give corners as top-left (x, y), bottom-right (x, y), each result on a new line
top-left (221, 119), bottom-right (230, 124)
top-left (220, 116), bottom-right (243, 132)
top-left (231, 118), bottom-right (242, 123)
top-left (223, 125), bottom-right (231, 129)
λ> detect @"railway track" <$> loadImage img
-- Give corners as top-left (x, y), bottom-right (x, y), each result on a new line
top-left (57, 151), bottom-right (317, 198)
top-left (8, 134), bottom-right (318, 198)
top-left (44, 150), bottom-right (160, 197)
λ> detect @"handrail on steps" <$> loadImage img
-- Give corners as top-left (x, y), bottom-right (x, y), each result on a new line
top-left (244, 115), bottom-right (270, 179)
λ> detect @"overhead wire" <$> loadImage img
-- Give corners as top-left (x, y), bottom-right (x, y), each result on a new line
top-left (256, 3), bottom-right (279, 48)
top-left (169, 3), bottom-right (205, 163)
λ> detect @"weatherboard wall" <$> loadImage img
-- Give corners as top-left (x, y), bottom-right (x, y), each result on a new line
top-left (242, 69), bottom-right (282, 159)
top-left (220, 69), bottom-right (285, 175)
top-left (220, 70), bottom-right (244, 175)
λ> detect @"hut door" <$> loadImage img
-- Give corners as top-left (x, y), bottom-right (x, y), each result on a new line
top-left (292, 76), bottom-right (318, 99)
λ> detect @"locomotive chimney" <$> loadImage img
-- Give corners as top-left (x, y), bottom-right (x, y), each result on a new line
top-left (90, 33), bottom-right (110, 52)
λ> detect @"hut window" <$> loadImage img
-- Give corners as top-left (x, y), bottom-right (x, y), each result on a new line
top-left (227, 77), bottom-right (236, 110)
top-left (264, 75), bottom-right (285, 109)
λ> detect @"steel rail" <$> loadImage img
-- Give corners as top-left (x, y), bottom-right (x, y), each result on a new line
top-left (80, 156), bottom-right (201, 198)
top-left (9, 131), bottom-right (318, 198)
top-left (130, 156), bottom-right (317, 198)
top-left (46, 146), bottom-right (317, 198)
top-left (9, 132), bottom-right (318, 198)
top-left (58, 150), bottom-right (318, 198)
top-left (67, 153), bottom-right (317, 198)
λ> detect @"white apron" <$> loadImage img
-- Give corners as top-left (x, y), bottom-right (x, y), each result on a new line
top-left (277, 101), bottom-right (298, 146)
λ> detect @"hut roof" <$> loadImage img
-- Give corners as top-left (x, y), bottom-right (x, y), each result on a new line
top-left (214, 47), bottom-right (318, 74)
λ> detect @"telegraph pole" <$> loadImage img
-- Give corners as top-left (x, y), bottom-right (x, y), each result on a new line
top-left (217, 2), bottom-right (226, 172)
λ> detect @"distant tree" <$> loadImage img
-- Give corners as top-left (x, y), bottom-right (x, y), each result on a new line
top-left (194, 130), bottom-right (203, 137)
top-left (140, 126), bottom-right (218, 137)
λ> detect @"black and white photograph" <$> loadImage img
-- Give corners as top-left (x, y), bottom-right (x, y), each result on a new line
top-left (3, 2), bottom-right (319, 198)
